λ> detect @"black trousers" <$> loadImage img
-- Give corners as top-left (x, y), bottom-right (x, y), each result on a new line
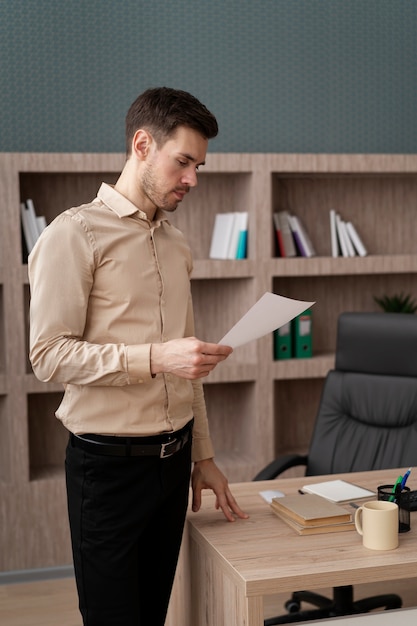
top-left (65, 433), bottom-right (192, 626)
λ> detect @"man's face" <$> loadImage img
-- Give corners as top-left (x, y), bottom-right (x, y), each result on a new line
top-left (141, 126), bottom-right (208, 212)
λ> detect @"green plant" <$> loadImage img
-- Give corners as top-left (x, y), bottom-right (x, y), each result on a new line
top-left (373, 292), bottom-right (417, 313)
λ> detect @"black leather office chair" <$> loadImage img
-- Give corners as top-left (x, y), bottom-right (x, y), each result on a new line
top-left (254, 311), bottom-right (417, 625)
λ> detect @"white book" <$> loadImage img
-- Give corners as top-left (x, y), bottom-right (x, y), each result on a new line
top-left (209, 213), bottom-right (236, 259)
top-left (302, 479), bottom-right (375, 503)
top-left (341, 220), bottom-right (355, 257)
top-left (227, 211), bottom-right (247, 259)
top-left (289, 214), bottom-right (316, 257)
top-left (20, 202), bottom-right (37, 253)
top-left (346, 221), bottom-right (368, 257)
top-left (25, 199), bottom-right (41, 240)
top-left (329, 210), bottom-right (339, 258)
top-left (22, 200), bottom-right (42, 252)
top-left (36, 215), bottom-right (48, 237)
top-left (335, 214), bottom-right (349, 257)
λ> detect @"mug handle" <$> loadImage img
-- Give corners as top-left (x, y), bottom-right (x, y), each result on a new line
top-left (355, 506), bottom-right (364, 535)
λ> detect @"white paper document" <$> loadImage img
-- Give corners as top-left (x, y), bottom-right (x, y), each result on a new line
top-left (302, 480), bottom-right (375, 503)
top-left (219, 291), bottom-right (315, 348)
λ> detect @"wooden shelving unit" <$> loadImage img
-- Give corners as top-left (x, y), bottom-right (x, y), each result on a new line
top-left (1, 152), bottom-right (417, 571)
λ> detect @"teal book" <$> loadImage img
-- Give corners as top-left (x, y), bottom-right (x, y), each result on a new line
top-left (236, 229), bottom-right (248, 259)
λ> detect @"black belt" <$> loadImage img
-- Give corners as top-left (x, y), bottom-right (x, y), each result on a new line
top-left (70, 420), bottom-right (193, 458)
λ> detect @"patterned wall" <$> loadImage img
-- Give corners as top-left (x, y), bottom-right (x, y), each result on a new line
top-left (1, 0), bottom-right (416, 153)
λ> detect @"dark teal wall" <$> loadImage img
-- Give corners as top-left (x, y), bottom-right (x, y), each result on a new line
top-left (1, 0), bottom-right (416, 153)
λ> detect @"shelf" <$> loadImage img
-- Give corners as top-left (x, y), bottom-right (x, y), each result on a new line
top-left (0, 375), bottom-right (7, 394)
top-left (191, 277), bottom-right (257, 358)
top-left (204, 381), bottom-right (258, 482)
top-left (269, 254), bottom-right (417, 277)
top-left (0, 395), bottom-right (12, 484)
top-left (171, 171), bottom-right (254, 261)
top-left (0, 284), bottom-right (4, 374)
top-left (27, 392), bottom-right (66, 481)
top-left (274, 378), bottom-right (324, 456)
top-left (2, 152), bottom-right (417, 570)
top-left (29, 465), bottom-right (66, 481)
top-left (272, 353), bottom-right (334, 380)
top-left (205, 362), bottom-right (258, 384)
top-left (191, 259), bottom-right (257, 279)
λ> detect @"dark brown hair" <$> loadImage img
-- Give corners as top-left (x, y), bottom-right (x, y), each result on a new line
top-left (125, 87), bottom-right (218, 155)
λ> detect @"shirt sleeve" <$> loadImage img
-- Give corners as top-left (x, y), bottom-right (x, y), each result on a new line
top-left (190, 379), bottom-right (215, 462)
top-left (28, 213), bottom-right (153, 386)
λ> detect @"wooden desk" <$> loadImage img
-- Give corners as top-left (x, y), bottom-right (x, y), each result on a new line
top-left (309, 607), bottom-right (417, 625)
top-left (178, 469), bottom-right (417, 626)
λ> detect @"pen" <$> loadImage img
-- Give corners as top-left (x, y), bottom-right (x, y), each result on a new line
top-left (389, 475), bottom-right (403, 502)
top-left (401, 467), bottom-right (412, 490)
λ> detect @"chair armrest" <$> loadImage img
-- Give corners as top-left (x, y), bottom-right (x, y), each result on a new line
top-left (253, 454), bottom-right (308, 481)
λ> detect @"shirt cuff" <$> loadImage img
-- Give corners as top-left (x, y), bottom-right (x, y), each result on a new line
top-left (191, 436), bottom-right (215, 463)
top-left (126, 344), bottom-right (154, 384)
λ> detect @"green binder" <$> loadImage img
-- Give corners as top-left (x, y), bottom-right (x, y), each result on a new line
top-left (293, 310), bottom-right (313, 358)
top-left (274, 322), bottom-right (292, 359)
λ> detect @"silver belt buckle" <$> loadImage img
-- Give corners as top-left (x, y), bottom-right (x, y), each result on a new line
top-left (160, 439), bottom-right (177, 458)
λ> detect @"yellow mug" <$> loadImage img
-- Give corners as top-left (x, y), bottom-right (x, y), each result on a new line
top-left (354, 500), bottom-right (398, 550)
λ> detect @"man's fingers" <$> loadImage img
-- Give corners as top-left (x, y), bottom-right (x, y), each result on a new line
top-left (216, 489), bottom-right (250, 522)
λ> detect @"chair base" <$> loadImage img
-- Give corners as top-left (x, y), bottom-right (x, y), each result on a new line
top-left (264, 585), bottom-right (402, 625)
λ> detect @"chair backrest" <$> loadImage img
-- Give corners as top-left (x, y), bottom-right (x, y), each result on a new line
top-left (306, 312), bottom-right (417, 476)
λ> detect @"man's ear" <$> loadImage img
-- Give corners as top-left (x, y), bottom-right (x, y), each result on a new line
top-left (132, 129), bottom-right (153, 160)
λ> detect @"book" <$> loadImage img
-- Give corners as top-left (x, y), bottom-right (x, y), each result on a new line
top-left (273, 211), bottom-right (296, 258)
top-left (270, 493), bottom-right (352, 527)
top-left (273, 212), bottom-right (285, 257)
top-left (233, 211), bottom-right (249, 259)
top-left (20, 199), bottom-right (47, 255)
top-left (209, 212), bottom-right (248, 259)
top-left (288, 214), bottom-right (316, 257)
top-left (36, 214), bottom-right (48, 236)
top-left (302, 479), bottom-right (375, 503)
top-left (271, 507), bottom-right (355, 535)
top-left (346, 221), bottom-right (367, 257)
top-left (209, 212), bottom-right (236, 259)
top-left (341, 220), bottom-right (355, 257)
top-left (335, 214), bottom-right (350, 257)
top-left (329, 209), bottom-right (339, 258)
top-left (26, 199), bottom-right (46, 238)
top-left (20, 202), bottom-right (37, 254)
top-left (226, 212), bottom-right (242, 259)
top-left (332, 212), bottom-right (367, 258)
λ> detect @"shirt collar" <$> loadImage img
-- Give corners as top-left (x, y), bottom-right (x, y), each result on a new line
top-left (97, 182), bottom-right (167, 223)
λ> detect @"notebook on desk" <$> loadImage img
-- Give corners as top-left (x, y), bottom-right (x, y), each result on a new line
top-left (302, 479), bottom-right (375, 503)
top-left (270, 493), bottom-right (355, 535)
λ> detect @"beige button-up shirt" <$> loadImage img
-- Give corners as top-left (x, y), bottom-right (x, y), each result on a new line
top-left (28, 183), bottom-right (214, 462)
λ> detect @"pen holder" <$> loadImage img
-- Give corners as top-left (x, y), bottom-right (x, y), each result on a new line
top-left (377, 484), bottom-right (411, 533)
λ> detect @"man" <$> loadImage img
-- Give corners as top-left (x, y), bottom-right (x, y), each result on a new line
top-left (29, 87), bottom-right (248, 626)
